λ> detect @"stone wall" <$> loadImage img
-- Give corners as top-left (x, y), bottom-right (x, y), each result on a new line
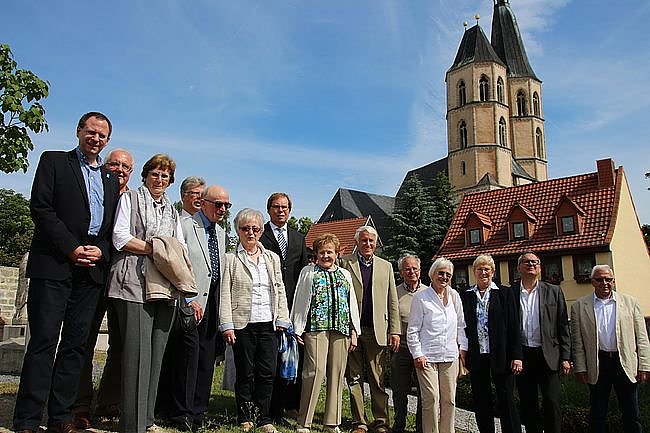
top-left (0, 266), bottom-right (18, 325)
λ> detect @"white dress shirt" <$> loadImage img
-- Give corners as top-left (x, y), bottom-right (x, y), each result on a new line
top-left (238, 243), bottom-right (273, 323)
top-left (407, 286), bottom-right (468, 363)
top-left (269, 221), bottom-right (288, 244)
top-left (594, 292), bottom-right (617, 352)
top-left (520, 281), bottom-right (542, 347)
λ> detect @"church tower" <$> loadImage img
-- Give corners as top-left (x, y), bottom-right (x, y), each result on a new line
top-left (445, 0), bottom-right (547, 198)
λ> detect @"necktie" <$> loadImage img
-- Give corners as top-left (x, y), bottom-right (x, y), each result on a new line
top-left (277, 228), bottom-right (288, 260)
top-left (207, 224), bottom-right (220, 285)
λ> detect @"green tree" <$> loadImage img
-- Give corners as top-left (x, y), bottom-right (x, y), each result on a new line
top-left (0, 188), bottom-right (34, 266)
top-left (384, 173), bottom-right (455, 283)
top-left (0, 44), bottom-right (49, 173)
top-left (287, 216), bottom-right (314, 235)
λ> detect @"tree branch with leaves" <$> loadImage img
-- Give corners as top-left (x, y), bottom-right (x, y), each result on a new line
top-left (0, 43), bottom-right (49, 173)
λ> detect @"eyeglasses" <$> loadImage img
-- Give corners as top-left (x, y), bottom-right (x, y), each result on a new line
top-left (239, 226), bottom-right (261, 233)
top-left (270, 205), bottom-right (289, 211)
top-left (437, 271), bottom-right (453, 279)
top-left (149, 171), bottom-right (170, 180)
top-left (204, 199), bottom-right (232, 209)
top-left (105, 161), bottom-right (133, 172)
top-left (521, 259), bottom-right (540, 266)
top-left (476, 267), bottom-right (492, 273)
top-left (593, 277), bottom-right (614, 283)
top-left (183, 191), bottom-right (202, 198)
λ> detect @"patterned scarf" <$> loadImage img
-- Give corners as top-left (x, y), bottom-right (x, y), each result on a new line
top-left (136, 184), bottom-right (176, 240)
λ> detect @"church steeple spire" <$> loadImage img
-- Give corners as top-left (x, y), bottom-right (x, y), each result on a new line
top-left (491, 0), bottom-right (538, 79)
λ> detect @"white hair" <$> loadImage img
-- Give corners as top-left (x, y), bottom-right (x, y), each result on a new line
top-left (429, 257), bottom-right (454, 280)
top-left (398, 253), bottom-right (420, 270)
top-left (354, 225), bottom-right (378, 242)
top-left (591, 264), bottom-right (614, 279)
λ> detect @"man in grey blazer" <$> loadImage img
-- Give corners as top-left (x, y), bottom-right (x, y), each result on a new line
top-left (571, 264), bottom-right (650, 433)
top-left (161, 185), bottom-right (229, 429)
top-left (341, 226), bottom-right (400, 433)
top-left (514, 252), bottom-right (571, 433)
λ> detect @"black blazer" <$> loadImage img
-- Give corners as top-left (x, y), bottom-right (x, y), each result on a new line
top-left (260, 222), bottom-right (309, 306)
top-left (514, 281), bottom-right (571, 370)
top-left (27, 149), bottom-right (120, 284)
top-left (461, 284), bottom-right (522, 374)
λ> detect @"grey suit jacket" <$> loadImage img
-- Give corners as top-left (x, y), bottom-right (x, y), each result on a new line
top-left (181, 212), bottom-right (226, 312)
top-left (219, 246), bottom-right (291, 332)
top-left (340, 254), bottom-right (399, 346)
top-left (571, 291), bottom-right (650, 384)
top-left (516, 281), bottom-right (571, 370)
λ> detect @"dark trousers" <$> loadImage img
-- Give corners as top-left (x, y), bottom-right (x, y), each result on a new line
top-left (588, 351), bottom-right (642, 433)
top-left (516, 346), bottom-right (561, 433)
top-left (13, 271), bottom-right (103, 431)
top-left (390, 340), bottom-right (422, 433)
top-left (269, 343), bottom-right (303, 420)
top-left (161, 291), bottom-right (224, 425)
top-left (233, 322), bottom-right (278, 426)
top-left (73, 294), bottom-right (122, 414)
top-left (469, 354), bottom-right (521, 433)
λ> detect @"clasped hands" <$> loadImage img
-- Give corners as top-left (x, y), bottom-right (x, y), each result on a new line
top-left (68, 245), bottom-right (102, 267)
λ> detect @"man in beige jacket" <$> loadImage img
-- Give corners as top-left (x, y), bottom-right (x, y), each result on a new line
top-left (340, 226), bottom-right (399, 433)
top-left (570, 264), bottom-right (650, 433)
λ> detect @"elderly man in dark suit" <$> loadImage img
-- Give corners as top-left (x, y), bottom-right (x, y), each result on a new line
top-left (514, 252), bottom-right (571, 433)
top-left (13, 112), bottom-right (120, 433)
top-left (160, 185), bottom-right (229, 430)
top-left (260, 192), bottom-right (309, 423)
top-left (571, 265), bottom-right (650, 433)
top-left (341, 226), bottom-right (400, 433)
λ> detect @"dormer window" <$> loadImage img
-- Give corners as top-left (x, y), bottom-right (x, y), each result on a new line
top-left (463, 210), bottom-right (492, 247)
top-left (553, 196), bottom-right (586, 236)
top-left (561, 216), bottom-right (575, 234)
top-left (469, 229), bottom-right (481, 245)
top-left (512, 222), bottom-right (525, 240)
top-left (506, 203), bottom-right (536, 241)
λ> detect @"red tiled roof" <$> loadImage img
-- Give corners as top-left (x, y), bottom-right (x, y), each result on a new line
top-left (437, 167), bottom-right (623, 261)
top-left (305, 217), bottom-right (370, 256)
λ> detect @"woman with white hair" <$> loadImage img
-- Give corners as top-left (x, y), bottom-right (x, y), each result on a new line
top-left (407, 257), bottom-right (467, 433)
top-left (219, 208), bottom-right (291, 433)
top-left (460, 254), bottom-right (522, 433)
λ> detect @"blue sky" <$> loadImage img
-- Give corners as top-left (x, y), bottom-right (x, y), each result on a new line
top-left (2, 0), bottom-right (649, 225)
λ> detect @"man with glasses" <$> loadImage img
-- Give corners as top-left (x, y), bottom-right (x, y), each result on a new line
top-left (514, 252), bottom-right (570, 433)
top-left (260, 192), bottom-right (309, 424)
top-left (160, 185), bottom-right (230, 430)
top-left (391, 254), bottom-right (426, 433)
top-left (179, 176), bottom-right (206, 219)
top-left (72, 148), bottom-right (135, 428)
top-left (14, 112), bottom-right (120, 433)
top-left (571, 264), bottom-right (650, 433)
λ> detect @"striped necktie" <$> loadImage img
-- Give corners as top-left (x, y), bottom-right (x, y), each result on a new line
top-left (277, 228), bottom-right (288, 260)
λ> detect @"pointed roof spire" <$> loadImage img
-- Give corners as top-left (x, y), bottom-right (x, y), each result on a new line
top-left (491, 0), bottom-right (538, 79)
top-left (449, 23), bottom-right (505, 71)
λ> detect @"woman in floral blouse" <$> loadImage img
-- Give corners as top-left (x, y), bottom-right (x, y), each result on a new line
top-left (290, 233), bottom-right (360, 433)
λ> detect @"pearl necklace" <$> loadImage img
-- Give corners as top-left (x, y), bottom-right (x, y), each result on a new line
top-left (245, 247), bottom-right (260, 256)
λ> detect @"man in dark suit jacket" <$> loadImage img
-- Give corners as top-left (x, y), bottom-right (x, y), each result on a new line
top-left (260, 192), bottom-right (309, 423)
top-left (13, 112), bottom-right (120, 433)
top-left (514, 252), bottom-right (571, 433)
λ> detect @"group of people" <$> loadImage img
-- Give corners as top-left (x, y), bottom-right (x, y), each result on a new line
top-left (10, 111), bottom-right (650, 433)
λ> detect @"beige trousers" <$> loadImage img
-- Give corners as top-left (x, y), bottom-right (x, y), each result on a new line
top-left (298, 331), bottom-right (350, 428)
top-left (415, 359), bottom-right (458, 433)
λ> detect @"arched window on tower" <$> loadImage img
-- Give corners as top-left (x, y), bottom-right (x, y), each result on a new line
top-left (533, 92), bottom-right (540, 116)
top-left (461, 161), bottom-right (466, 176)
top-left (497, 77), bottom-right (504, 103)
top-left (536, 128), bottom-right (544, 158)
top-left (479, 75), bottom-right (489, 102)
top-left (458, 80), bottom-right (466, 106)
top-left (499, 117), bottom-right (507, 147)
top-left (517, 90), bottom-right (527, 116)
top-left (459, 121), bottom-right (468, 149)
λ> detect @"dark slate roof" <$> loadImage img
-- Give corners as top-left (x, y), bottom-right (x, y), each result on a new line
top-left (491, 0), bottom-right (538, 79)
top-left (512, 159), bottom-right (536, 181)
top-left (318, 188), bottom-right (395, 242)
top-left (396, 157), bottom-right (448, 198)
top-left (449, 24), bottom-right (505, 71)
